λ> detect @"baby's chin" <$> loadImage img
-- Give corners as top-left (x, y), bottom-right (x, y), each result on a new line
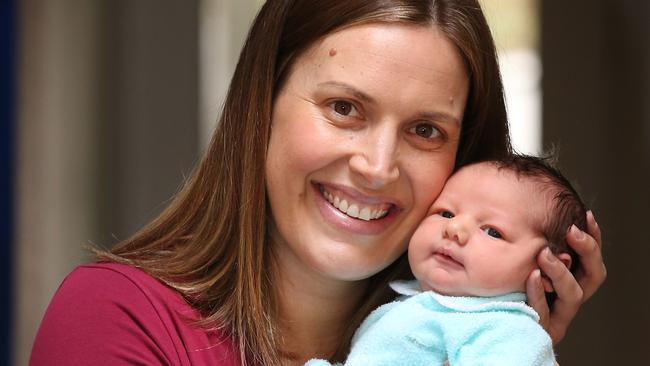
top-left (419, 281), bottom-right (472, 297)
top-left (417, 272), bottom-right (473, 296)
top-left (466, 282), bottom-right (528, 297)
top-left (420, 281), bottom-right (524, 298)
top-left (416, 269), bottom-right (526, 297)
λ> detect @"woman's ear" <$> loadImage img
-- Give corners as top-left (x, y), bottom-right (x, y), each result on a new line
top-left (557, 252), bottom-right (572, 269)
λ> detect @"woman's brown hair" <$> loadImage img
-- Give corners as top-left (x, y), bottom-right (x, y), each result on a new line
top-left (98, 1), bottom-right (511, 365)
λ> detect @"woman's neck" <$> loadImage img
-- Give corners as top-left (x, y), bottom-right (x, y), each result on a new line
top-left (271, 244), bottom-right (368, 365)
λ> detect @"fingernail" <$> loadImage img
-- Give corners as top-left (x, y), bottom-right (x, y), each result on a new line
top-left (587, 210), bottom-right (599, 227)
top-left (571, 224), bottom-right (585, 240)
top-left (533, 269), bottom-right (542, 286)
top-left (544, 247), bottom-right (557, 263)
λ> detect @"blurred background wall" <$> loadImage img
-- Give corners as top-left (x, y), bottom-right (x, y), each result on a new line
top-left (543, 1), bottom-right (650, 364)
top-left (4, 1), bottom-right (648, 365)
top-left (11, 1), bottom-right (258, 364)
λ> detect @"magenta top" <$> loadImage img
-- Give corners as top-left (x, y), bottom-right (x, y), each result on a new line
top-left (30, 262), bottom-right (241, 365)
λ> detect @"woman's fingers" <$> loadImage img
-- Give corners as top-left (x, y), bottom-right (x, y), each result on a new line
top-left (567, 211), bottom-right (606, 301)
top-left (530, 211), bottom-right (606, 345)
top-left (526, 269), bottom-right (550, 328)
top-left (537, 247), bottom-right (583, 343)
top-left (586, 210), bottom-right (602, 245)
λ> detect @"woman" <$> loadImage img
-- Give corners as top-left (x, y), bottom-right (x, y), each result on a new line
top-left (30, 1), bottom-right (606, 365)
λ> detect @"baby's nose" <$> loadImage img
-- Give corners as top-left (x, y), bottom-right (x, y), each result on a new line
top-left (444, 216), bottom-right (470, 245)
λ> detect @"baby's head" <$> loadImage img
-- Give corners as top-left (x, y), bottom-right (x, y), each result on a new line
top-left (408, 154), bottom-right (586, 301)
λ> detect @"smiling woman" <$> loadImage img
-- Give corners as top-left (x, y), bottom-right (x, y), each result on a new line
top-left (266, 23), bottom-right (465, 281)
top-left (29, 1), bottom-right (605, 365)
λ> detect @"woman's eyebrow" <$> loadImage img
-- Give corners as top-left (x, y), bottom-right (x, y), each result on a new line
top-left (416, 112), bottom-right (461, 126)
top-left (317, 80), bottom-right (461, 126)
top-left (317, 81), bottom-right (376, 104)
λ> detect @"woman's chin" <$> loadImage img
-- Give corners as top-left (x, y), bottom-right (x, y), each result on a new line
top-left (309, 252), bottom-right (396, 282)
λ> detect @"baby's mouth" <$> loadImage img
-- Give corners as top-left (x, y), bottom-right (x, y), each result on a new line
top-left (319, 185), bottom-right (394, 221)
top-left (433, 249), bottom-right (464, 268)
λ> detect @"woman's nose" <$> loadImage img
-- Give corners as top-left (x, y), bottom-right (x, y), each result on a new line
top-left (348, 126), bottom-right (400, 189)
top-left (444, 216), bottom-right (470, 245)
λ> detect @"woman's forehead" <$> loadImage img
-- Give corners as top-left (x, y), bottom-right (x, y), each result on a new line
top-left (285, 22), bottom-right (469, 119)
top-left (305, 23), bottom-right (465, 78)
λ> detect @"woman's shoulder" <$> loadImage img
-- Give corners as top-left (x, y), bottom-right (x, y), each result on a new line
top-left (60, 262), bottom-right (183, 305)
top-left (48, 262), bottom-right (195, 327)
top-left (30, 262), bottom-right (240, 366)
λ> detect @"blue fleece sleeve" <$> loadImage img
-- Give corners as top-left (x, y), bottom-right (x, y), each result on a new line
top-left (447, 311), bottom-right (555, 366)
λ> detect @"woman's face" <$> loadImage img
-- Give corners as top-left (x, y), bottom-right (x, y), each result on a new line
top-left (266, 23), bottom-right (469, 281)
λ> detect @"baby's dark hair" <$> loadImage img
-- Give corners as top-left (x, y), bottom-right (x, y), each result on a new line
top-left (485, 154), bottom-right (587, 305)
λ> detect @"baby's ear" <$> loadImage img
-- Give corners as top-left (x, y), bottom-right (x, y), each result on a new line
top-left (540, 250), bottom-right (573, 293)
top-left (557, 252), bottom-right (572, 269)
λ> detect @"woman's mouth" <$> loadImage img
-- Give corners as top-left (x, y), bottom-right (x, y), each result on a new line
top-left (313, 183), bottom-right (401, 236)
top-left (319, 185), bottom-right (393, 221)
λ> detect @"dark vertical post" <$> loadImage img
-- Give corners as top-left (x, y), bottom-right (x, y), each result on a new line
top-left (0, 0), bottom-right (15, 364)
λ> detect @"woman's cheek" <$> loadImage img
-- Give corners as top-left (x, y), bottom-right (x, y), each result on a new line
top-left (408, 157), bottom-right (455, 212)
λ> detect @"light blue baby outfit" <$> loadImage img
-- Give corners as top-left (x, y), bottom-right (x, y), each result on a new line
top-left (305, 280), bottom-right (555, 366)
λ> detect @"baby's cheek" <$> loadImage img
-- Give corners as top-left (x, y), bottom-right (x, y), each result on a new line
top-left (475, 264), bottom-right (530, 295)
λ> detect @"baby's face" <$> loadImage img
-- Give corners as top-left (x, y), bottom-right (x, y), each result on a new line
top-left (408, 163), bottom-right (548, 297)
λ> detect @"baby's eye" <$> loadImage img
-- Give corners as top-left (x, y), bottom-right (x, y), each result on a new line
top-left (440, 211), bottom-right (454, 219)
top-left (483, 227), bottom-right (503, 239)
top-left (330, 100), bottom-right (358, 117)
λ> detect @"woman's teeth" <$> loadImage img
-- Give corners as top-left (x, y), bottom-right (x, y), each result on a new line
top-left (321, 188), bottom-right (389, 221)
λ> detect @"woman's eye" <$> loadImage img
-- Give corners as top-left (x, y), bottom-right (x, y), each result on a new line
top-left (440, 211), bottom-right (454, 219)
top-left (331, 100), bottom-right (356, 116)
top-left (410, 123), bottom-right (441, 139)
top-left (483, 227), bottom-right (503, 239)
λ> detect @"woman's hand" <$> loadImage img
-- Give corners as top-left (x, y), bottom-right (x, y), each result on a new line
top-left (526, 210), bottom-right (606, 344)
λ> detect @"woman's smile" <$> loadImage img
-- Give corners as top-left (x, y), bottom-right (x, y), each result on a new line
top-left (314, 182), bottom-right (401, 235)
top-left (319, 184), bottom-right (393, 221)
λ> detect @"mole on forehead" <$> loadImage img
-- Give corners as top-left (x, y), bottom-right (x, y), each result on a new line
top-left (329, 48), bottom-right (337, 56)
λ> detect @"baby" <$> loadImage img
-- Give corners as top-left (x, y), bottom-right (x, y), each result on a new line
top-left (306, 154), bottom-right (587, 366)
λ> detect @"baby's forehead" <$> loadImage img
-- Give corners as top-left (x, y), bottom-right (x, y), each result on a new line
top-left (452, 162), bottom-right (552, 223)
top-left (458, 161), bottom-right (541, 186)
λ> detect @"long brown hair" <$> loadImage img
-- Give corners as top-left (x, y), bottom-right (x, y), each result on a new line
top-left (98, 1), bottom-right (511, 364)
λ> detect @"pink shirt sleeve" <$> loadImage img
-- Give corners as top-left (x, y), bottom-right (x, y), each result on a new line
top-left (30, 263), bottom-right (240, 366)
